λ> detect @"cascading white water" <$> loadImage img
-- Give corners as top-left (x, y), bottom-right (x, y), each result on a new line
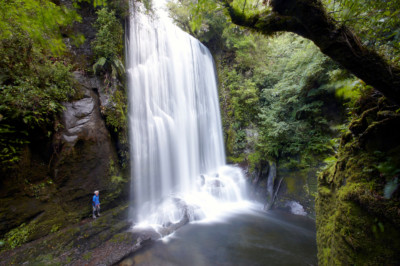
top-left (127, 1), bottom-right (248, 227)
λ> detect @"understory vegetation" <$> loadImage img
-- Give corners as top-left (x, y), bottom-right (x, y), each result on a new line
top-left (0, 0), bottom-right (80, 169)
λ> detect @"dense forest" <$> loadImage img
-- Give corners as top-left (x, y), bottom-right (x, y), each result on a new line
top-left (0, 0), bottom-right (400, 265)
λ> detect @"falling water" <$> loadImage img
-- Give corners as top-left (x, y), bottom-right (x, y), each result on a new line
top-left (126, 2), bottom-right (248, 227)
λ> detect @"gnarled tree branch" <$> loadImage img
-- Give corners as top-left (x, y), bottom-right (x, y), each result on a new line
top-left (220, 0), bottom-right (400, 105)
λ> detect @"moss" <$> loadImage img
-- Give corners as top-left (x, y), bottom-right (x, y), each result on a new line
top-left (318, 185), bottom-right (331, 196)
top-left (65, 256), bottom-right (72, 263)
top-left (273, 164), bottom-right (318, 216)
top-left (1, 221), bottom-right (37, 249)
top-left (109, 232), bottom-right (129, 244)
top-left (33, 254), bottom-right (57, 265)
top-left (82, 251), bottom-right (92, 261)
top-left (284, 176), bottom-right (297, 193)
top-left (316, 97), bottom-right (400, 265)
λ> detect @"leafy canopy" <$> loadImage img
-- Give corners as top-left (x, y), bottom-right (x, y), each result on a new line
top-left (0, 0), bottom-right (81, 55)
top-left (324, 0), bottom-right (400, 61)
top-left (0, 0), bottom-right (80, 168)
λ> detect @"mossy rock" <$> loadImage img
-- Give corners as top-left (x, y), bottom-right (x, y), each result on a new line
top-left (275, 164), bottom-right (318, 216)
top-left (316, 97), bottom-right (400, 265)
top-left (0, 204), bottom-right (132, 265)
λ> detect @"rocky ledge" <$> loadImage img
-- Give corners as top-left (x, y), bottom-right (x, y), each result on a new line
top-left (0, 205), bottom-right (149, 265)
top-left (0, 202), bottom-right (193, 266)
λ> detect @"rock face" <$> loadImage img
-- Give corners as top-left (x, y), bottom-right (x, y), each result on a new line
top-left (62, 0), bottom-right (98, 69)
top-left (249, 161), bottom-right (273, 203)
top-left (248, 160), bottom-right (315, 217)
top-left (316, 96), bottom-right (400, 265)
top-left (0, 72), bottom-right (127, 246)
top-left (54, 72), bottom-right (121, 212)
top-left (274, 166), bottom-right (317, 217)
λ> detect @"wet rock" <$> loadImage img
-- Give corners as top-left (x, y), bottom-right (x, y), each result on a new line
top-left (0, 205), bottom-right (154, 266)
top-left (0, 72), bottom-right (124, 244)
top-left (157, 199), bottom-right (191, 237)
top-left (61, 0), bottom-right (97, 69)
top-left (51, 73), bottom-right (124, 222)
top-left (72, 71), bottom-right (114, 110)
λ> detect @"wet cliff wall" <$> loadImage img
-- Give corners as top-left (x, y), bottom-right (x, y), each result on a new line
top-left (0, 1), bottom-right (129, 247)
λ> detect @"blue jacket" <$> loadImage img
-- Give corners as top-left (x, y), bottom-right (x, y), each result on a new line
top-left (93, 195), bottom-right (100, 206)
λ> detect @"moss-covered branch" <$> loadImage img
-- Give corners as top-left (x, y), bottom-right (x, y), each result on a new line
top-left (219, 0), bottom-right (400, 105)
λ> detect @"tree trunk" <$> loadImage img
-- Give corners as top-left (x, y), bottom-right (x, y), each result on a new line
top-left (222, 0), bottom-right (400, 105)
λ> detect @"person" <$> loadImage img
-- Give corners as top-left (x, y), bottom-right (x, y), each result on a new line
top-left (92, 190), bottom-right (100, 218)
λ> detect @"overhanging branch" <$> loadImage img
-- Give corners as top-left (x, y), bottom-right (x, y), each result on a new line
top-left (217, 0), bottom-right (400, 105)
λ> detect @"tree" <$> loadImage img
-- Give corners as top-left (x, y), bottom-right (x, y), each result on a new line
top-left (194, 0), bottom-right (400, 105)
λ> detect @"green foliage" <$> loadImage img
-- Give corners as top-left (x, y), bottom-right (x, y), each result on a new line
top-left (109, 157), bottom-right (127, 184)
top-left (317, 99), bottom-right (400, 265)
top-left (376, 158), bottom-right (400, 177)
top-left (222, 69), bottom-right (259, 125)
top-left (91, 5), bottom-right (128, 170)
top-left (92, 7), bottom-right (124, 81)
top-left (323, 156), bottom-right (337, 166)
top-left (0, 29), bottom-right (76, 168)
top-left (256, 34), bottom-right (343, 163)
top-left (105, 89), bottom-right (127, 131)
top-left (167, 0), bottom-right (228, 49)
top-left (247, 150), bottom-right (262, 172)
top-left (93, 7), bottom-right (123, 60)
top-left (188, 0), bottom-right (400, 64)
top-left (216, 26), bottom-right (269, 160)
top-left (1, 222), bottom-right (36, 249)
top-left (324, 0), bottom-right (400, 62)
top-left (103, 86), bottom-right (129, 168)
top-left (82, 251), bottom-right (92, 261)
top-left (187, 0), bottom-right (265, 34)
top-left (0, 0), bottom-right (81, 55)
top-left (50, 224), bottom-right (61, 233)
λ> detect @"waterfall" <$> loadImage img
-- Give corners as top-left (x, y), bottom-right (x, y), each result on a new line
top-left (126, 2), bottom-right (247, 227)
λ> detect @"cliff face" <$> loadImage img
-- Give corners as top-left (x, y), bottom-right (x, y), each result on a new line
top-left (0, 75), bottom-right (128, 244)
top-left (316, 95), bottom-right (400, 265)
top-left (0, 2), bottom-right (128, 245)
